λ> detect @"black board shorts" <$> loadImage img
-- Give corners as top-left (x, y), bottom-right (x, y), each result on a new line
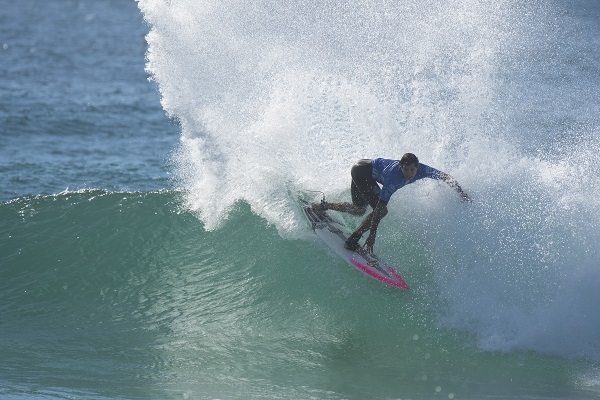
top-left (350, 159), bottom-right (381, 209)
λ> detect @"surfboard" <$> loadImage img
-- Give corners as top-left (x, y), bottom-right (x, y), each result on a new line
top-left (301, 200), bottom-right (410, 290)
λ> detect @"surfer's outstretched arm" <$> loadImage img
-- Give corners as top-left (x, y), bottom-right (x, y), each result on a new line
top-left (439, 172), bottom-right (471, 202)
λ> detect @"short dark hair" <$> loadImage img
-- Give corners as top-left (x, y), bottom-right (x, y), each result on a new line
top-left (400, 153), bottom-right (419, 166)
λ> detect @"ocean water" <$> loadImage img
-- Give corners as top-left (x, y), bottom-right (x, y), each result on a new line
top-left (1, 0), bottom-right (600, 399)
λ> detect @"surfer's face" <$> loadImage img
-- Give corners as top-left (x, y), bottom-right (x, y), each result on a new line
top-left (401, 163), bottom-right (418, 180)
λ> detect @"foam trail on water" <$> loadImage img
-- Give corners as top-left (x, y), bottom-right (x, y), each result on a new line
top-left (139, 0), bottom-right (600, 362)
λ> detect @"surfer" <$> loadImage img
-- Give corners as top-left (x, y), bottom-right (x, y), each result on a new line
top-left (313, 153), bottom-right (471, 254)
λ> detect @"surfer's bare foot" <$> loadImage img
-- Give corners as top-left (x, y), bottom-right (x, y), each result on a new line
top-left (311, 202), bottom-right (327, 213)
top-left (344, 233), bottom-right (361, 251)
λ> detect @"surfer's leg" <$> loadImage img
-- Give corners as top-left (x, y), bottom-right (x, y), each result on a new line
top-left (312, 160), bottom-right (369, 215)
top-left (350, 159), bottom-right (380, 210)
top-left (312, 159), bottom-right (375, 216)
top-left (344, 198), bottom-right (387, 250)
top-left (313, 181), bottom-right (368, 215)
top-left (316, 201), bottom-right (366, 216)
top-left (344, 211), bottom-right (375, 250)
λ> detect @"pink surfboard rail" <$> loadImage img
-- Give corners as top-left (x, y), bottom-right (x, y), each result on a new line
top-left (349, 258), bottom-right (410, 289)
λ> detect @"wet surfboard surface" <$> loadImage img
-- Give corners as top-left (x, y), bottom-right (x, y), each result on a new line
top-left (301, 200), bottom-right (409, 290)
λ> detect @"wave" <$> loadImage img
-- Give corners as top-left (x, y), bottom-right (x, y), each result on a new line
top-left (137, 0), bottom-right (600, 364)
top-left (2, 187), bottom-right (600, 398)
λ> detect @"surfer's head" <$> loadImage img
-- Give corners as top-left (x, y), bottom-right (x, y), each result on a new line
top-left (400, 153), bottom-right (419, 180)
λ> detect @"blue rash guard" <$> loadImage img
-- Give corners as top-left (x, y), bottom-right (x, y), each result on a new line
top-left (372, 158), bottom-right (444, 204)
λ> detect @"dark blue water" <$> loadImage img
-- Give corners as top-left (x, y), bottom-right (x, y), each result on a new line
top-left (1, 0), bottom-right (178, 200)
top-left (2, 1), bottom-right (600, 399)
